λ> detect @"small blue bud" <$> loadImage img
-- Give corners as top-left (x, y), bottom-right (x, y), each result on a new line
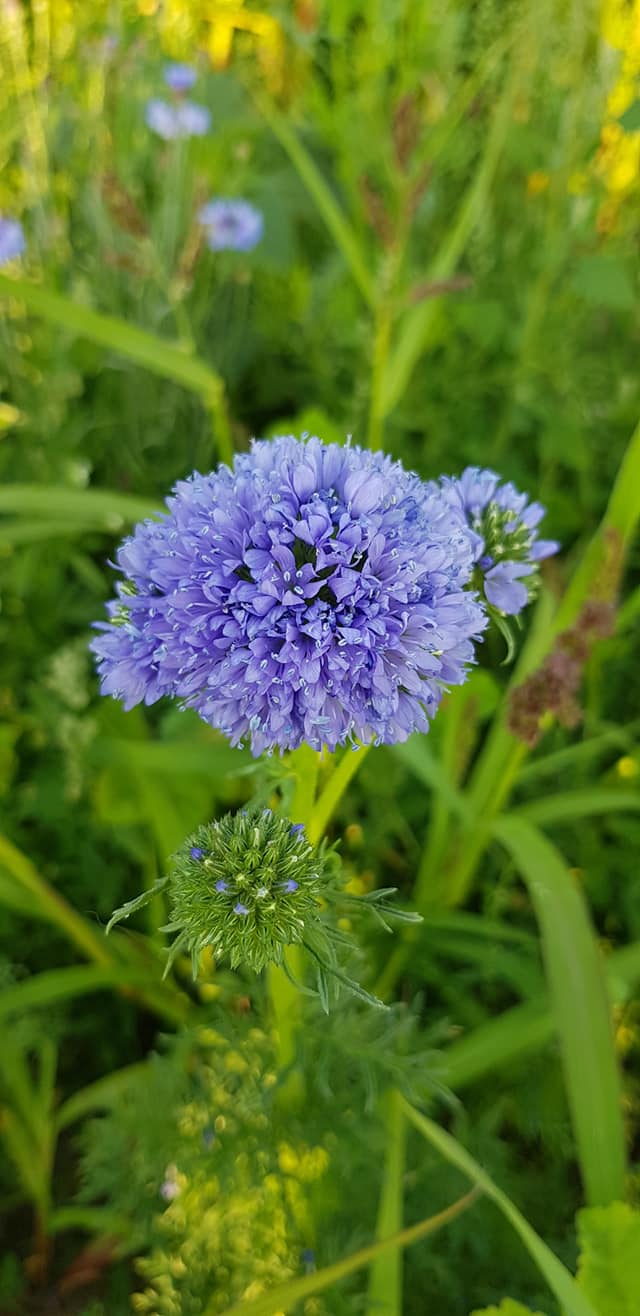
top-left (281, 879), bottom-right (299, 894)
top-left (190, 846), bottom-right (204, 860)
top-left (215, 879), bottom-right (228, 893)
top-left (234, 901), bottom-right (250, 915)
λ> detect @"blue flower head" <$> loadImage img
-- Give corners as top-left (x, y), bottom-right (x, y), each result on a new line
top-left (0, 217), bottom-right (25, 266)
top-left (440, 467), bottom-right (559, 615)
top-left (91, 436), bottom-right (487, 755)
top-left (145, 98), bottom-right (211, 140)
top-left (198, 199), bottom-right (264, 252)
top-left (164, 61), bottom-right (197, 93)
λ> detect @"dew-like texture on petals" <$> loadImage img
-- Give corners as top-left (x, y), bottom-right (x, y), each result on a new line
top-left (198, 199), bottom-right (264, 252)
top-left (439, 466), bottom-right (559, 615)
top-left (145, 98), bottom-right (211, 139)
top-left (0, 217), bottom-right (25, 266)
top-left (91, 436), bottom-right (487, 754)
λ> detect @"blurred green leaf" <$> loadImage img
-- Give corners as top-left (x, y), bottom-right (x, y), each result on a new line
top-left (402, 1100), bottom-right (598, 1316)
top-left (619, 99), bottom-right (640, 131)
top-left (494, 816), bottom-right (626, 1206)
top-left (366, 1089), bottom-right (406, 1316)
top-left (513, 787), bottom-right (640, 826)
top-left (213, 1186), bottom-right (479, 1316)
top-left (470, 1302), bottom-right (548, 1316)
top-left (0, 274), bottom-right (227, 409)
top-left (569, 257), bottom-right (635, 312)
top-left (0, 484), bottom-right (159, 527)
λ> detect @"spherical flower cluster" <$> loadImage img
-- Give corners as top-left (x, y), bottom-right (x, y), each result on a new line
top-left (165, 810), bottom-right (326, 973)
top-left (91, 435), bottom-right (487, 754)
top-left (198, 199), bottom-right (264, 252)
top-left (145, 98), bottom-right (211, 140)
top-left (163, 61), bottom-right (198, 93)
top-left (439, 466), bottom-right (559, 615)
top-left (0, 217), bottom-right (25, 266)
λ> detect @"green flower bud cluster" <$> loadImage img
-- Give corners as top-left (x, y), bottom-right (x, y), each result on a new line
top-left (475, 502), bottom-right (534, 566)
top-left (164, 810), bottom-right (327, 974)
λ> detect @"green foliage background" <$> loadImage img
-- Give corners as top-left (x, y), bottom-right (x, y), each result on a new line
top-left (0, 1), bottom-right (639, 1313)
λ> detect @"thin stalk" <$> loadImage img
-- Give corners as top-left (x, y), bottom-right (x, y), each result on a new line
top-left (309, 743), bottom-right (371, 844)
top-left (212, 1187), bottom-right (480, 1316)
top-left (269, 740), bottom-right (373, 1086)
top-left (269, 745), bottom-right (320, 1086)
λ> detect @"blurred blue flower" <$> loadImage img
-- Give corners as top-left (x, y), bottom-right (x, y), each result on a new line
top-left (145, 98), bottom-right (211, 140)
top-left (0, 218), bottom-right (25, 266)
top-left (164, 61), bottom-right (197, 92)
top-left (91, 435), bottom-right (486, 755)
top-left (440, 466), bottom-right (559, 615)
top-left (198, 198), bottom-right (264, 251)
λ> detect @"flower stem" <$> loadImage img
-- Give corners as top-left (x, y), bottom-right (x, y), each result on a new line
top-left (269, 742), bottom-right (372, 1091)
top-left (269, 745), bottom-right (320, 1092)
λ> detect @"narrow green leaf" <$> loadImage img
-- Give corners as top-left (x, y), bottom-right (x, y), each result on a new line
top-left (366, 1090), bottom-right (406, 1316)
top-left (0, 1107), bottom-right (44, 1202)
top-left (254, 96), bottom-right (375, 308)
top-left (444, 998), bottom-right (553, 1091)
top-left (391, 738), bottom-right (470, 821)
top-left (555, 415), bottom-right (640, 632)
top-left (53, 1061), bottom-right (150, 1133)
top-left (106, 880), bottom-right (166, 935)
top-left (513, 788), bottom-right (640, 826)
top-left (0, 274), bottom-right (226, 406)
top-left (49, 1205), bottom-right (129, 1236)
top-left (0, 832), bottom-right (113, 966)
top-left (444, 937), bottom-right (640, 1092)
top-left (517, 726), bottom-right (640, 786)
top-left (470, 1301), bottom-right (548, 1316)
top-left (401, 1099), bottom-right (598, 1316)
top-left (212, 1187), bottom-right (479, 1316)
top-left (494, 815), bottom-right (626, 1206)
top-left (0, 966), bottom-right (155, 1023)
top-left (381, 77), bottom-right (514, 416)
top-left (0, 484), bottom-right (159, 526)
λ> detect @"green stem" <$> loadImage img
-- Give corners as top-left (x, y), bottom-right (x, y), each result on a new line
top-left (309, 743), bottom-right (371, 844)
top-left (269, 745), bottom-right (320, 1085)
top-left (269, 741), bottom-right (373, 1084)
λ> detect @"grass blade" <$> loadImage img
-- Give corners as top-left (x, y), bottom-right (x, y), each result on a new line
top-left (555, 416), bottom-right (640, 632)
top-left (494, 815), bottom-right (626, 1205)
top-left (212, 1188), bottom-right (479, 1316)
top-left (514, 787), bottom-right (640, 826)
top-left (444, 936), bottom-right (640, 1092)
top-left (0, 485), bottom-right (160, 526)
top-left (381, 75), bottom-right (514, 417)
top-left (444, 998), bottom-right (553, 1091)
top-left (254, 95), bottom-right (375, 308)
top-left (366, 1089), bottom-right (406, 1316)
top-left (0, 274), bottom-right (232, 460)
top-left (54, 1062), bottom-right (147, 1133)
top-left (0, 966), bottom-right (157, 1022)
top-left (401, 1099), bottom-right (598, 1316)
